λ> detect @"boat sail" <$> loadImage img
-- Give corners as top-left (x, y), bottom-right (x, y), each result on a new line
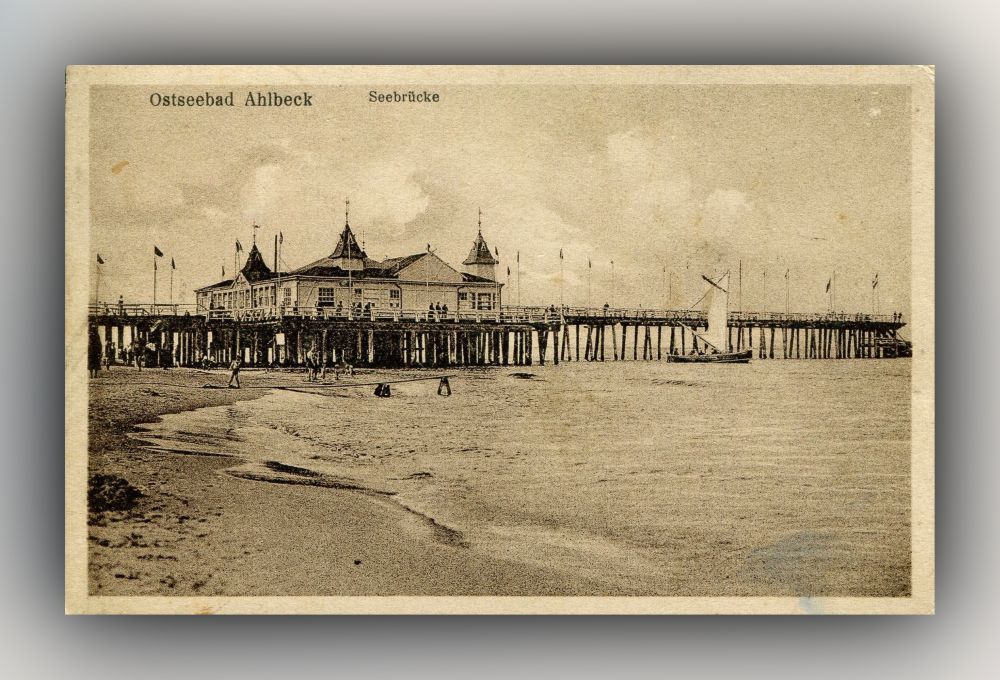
top-left (701, 271), bottom-right (730, 353)
top-left (666, 270), bottom-right (752, 363)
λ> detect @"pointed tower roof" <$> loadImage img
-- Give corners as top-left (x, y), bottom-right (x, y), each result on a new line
top-left (464, 210), bottom-right (498, 266)
top-left (330, 223), bottom-right (367, 260)
top-left (239, 242), bottom-right (273, 282)
top-left (464, 232), bottom-right (497, 265)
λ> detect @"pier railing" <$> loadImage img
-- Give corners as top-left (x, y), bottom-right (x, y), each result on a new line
top-left (89, 302), bottom-right (200, 317)
top-left (91, 302), bottom-right (902, 326)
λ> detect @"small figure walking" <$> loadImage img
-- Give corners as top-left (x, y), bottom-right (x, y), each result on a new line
top-left (305, 346), bottom-right (319, 382)
top-left (87, 326), bottom-right (102, 378)
top-left (228, 355), bottom-right (242, 388)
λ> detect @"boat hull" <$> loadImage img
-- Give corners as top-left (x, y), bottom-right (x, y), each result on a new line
top-left (665, 350), bottom-right (752, 364)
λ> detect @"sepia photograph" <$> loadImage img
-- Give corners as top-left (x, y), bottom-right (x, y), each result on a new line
top-left (65, 65), bottom-right (934, 614)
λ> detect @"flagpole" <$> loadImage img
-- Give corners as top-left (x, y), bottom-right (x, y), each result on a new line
top-left (559, 250), bottom-right (564, 308)
top-left (96, 262), bottom-right (101, 305)
top-left (738, 259), bottom-right (742, 312)
top-left (588, 262), bottom-right (592, 308)
top-left (170, 265), bottom-right (174, 305)
top-left (153, 256), bottom-right (157, 310)
top-left (611, 260), bottom-right (615, 307)
top-left (785, 270), bottom-right (790, 313)
top-left (762, 269), bottom-right (766, 312)
top-left (516, 251), bottom-right (521, 306)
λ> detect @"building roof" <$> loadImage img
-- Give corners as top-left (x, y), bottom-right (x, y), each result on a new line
top-left (463, 231), bottom-right (497, 266)
top-left (197, 227), bottom-right (504, 292)
top-left (330, 223), bottom-right (367, 260)
top-left (239, 243), bottom-right (274, 283)
top-left (291, 255), bottom-right (386, 278)
top-left (197, 278), bottom-right (235, 292)
top-left (461, 272), bottom-right (495, 283)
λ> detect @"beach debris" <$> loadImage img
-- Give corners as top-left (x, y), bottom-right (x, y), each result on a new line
top-left (508, 372), bottom-right (536, 380)
top-left (263, 461), bottom-right (321, 478)
top-left (374, 383), bottom-right (392, 397)
top-left (88, 473), bottom-right (142, 514)
top-left (353, 559), bottom-right (362, 566)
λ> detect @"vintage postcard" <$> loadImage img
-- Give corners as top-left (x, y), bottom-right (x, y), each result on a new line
top-left (65, 66), bottom-right (934, 614)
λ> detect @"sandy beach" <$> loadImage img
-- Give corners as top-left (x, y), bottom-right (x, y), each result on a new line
top-left (87, 367), bottom-right (601, 596)
top-left (88, 359), bottom-right (911, 598)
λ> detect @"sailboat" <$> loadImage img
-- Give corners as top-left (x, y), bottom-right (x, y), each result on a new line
top-left (666, 271), bottom-right (752, 364)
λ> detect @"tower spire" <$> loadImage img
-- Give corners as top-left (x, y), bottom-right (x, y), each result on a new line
top-left (345, 197), bottom-right (350, 225)
top-left (478, 207), bottom-right (482, 235)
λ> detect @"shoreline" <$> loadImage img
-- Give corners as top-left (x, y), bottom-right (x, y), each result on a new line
top-left (87, 367), bottom-right (601, 596)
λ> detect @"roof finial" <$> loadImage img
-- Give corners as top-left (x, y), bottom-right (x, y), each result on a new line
top-left (252, 223), bottom-right (259, 246)
top-left (345, 197), bottom-right (350, 225)
top-left (478, 207), bottom-right (482, 235)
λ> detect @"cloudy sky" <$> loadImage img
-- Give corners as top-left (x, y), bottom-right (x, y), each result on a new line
top-left (89, 84), bottom-right (911, 314)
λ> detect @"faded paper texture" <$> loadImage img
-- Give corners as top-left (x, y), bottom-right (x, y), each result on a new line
top-left (65, 66), bottom-right (934, 615)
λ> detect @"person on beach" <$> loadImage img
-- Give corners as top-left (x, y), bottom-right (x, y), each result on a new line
top-left (305, 347), bottom-right (318, 382)
top-left (88, 326), bottom-right (102, 378)
top-left (228, 356), bottom-right (242, 388)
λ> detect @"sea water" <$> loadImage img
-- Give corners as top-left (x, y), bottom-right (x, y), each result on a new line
top-left (136, 359), bottom-right (911, 596)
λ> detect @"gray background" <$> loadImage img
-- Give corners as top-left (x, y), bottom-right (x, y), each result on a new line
top-left (1, 0), bottom-right (995, 678)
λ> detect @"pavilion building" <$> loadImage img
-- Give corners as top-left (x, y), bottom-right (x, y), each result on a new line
top-left (195, 216), bottom-right (502, 316)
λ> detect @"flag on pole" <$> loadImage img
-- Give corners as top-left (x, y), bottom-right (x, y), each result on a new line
top-left (96, 254), bottom-right (104, 265)
top-left (826, 278), bottom-right (832, 292)
top-left (559, 248), bottom-right (564, 259)
top-left (588, 259), bottom-right (592, 268)
top-left (516, 250), bottom-right (520, 263)
top-left (785, 268), bottom-right (789, 280)
top-left (154, 246), bottom-right (164, 257)
top-left (235, 240), bottom-right (243, 253)
top-left (495, 246), bottom-right (499, 257)
top-left (279, 231), bottom-right (283, 244)
top-left (222, 265), bottom-right (226, 277)
top-left (171, 257), bottom-right (176, 270)
top-left (872, 273), bottom-right (879, 289)
top-left (507, 266), bottom-right (511, 276)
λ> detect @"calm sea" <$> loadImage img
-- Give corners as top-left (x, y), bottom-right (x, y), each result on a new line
top-left (136, 359), bottom-right (912, 596)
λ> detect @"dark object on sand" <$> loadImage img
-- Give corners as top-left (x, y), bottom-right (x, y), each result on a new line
top-left (437, 376), bottom-right (452, 396)
top-left (666, 349), bottom-right (752, 364)
top-left (509, 372), bottom-right (536, 379)
top-left (374, 383), bottom-right (392, 397)
top-left (88, 474), bottom-right (142, 513)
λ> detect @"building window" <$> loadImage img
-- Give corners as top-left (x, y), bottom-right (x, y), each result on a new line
top-left (318, 287), bottom-right (335, 306)
top-left (389, 289), bottom-right (400, 299)
top-left (458, 292), bottom-right (468, 302)
top-left (354, 288), bottom-right (363, 297)
top-left (282, 288), bottom-right (291, 305)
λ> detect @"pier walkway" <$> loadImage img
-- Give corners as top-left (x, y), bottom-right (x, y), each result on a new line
top-left (87, 302), bottom-right (909, 369)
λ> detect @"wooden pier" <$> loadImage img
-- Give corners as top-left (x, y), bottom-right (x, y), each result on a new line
top-left (88, 303), bottom-right (909, 369)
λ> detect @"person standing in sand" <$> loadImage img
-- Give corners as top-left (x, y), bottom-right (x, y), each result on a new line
top-left (87, 326), bottom-right (102, 378)
top-left (305, 346), bottom-right (318, 382)
top-left (228, 355), bottom-right (242, 388)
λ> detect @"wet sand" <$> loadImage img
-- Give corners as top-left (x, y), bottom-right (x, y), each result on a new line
top-left (87, 367), bottom-right (601, 596)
